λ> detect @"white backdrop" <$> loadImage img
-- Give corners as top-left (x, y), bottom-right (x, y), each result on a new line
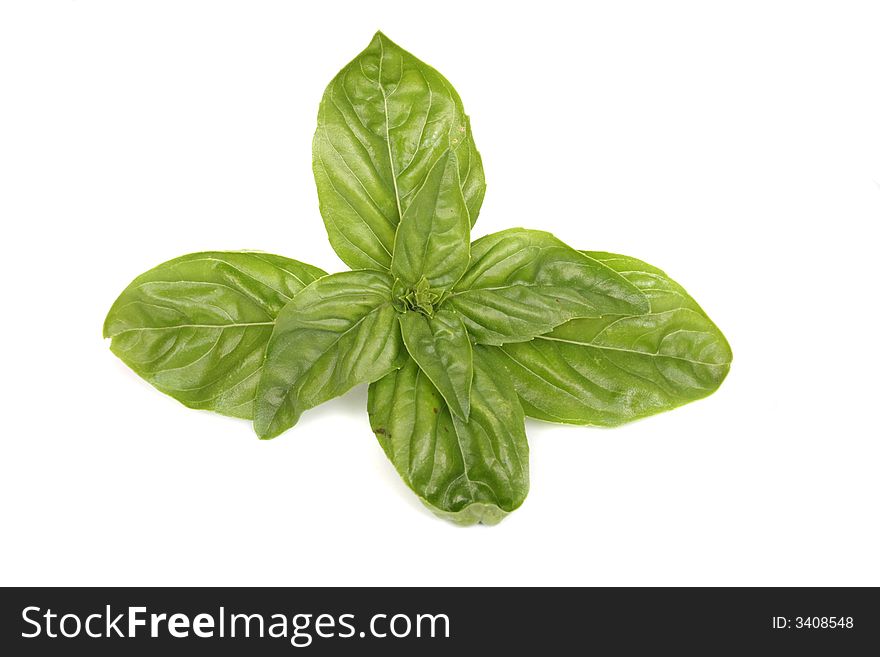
top-left (1, 1), bottom-right (878, 586)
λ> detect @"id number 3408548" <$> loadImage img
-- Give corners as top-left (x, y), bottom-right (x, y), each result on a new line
top-left (772, 617), bottom-right (854, 629)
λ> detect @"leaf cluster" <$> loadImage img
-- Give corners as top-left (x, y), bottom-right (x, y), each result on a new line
top-left (105, 33), bottom-right (731, 525)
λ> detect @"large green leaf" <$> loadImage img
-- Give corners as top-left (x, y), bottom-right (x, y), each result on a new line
top-left (448, 229), bottom-right (649, 345)
top-left (103, 252), bottom-right (326, 419)
top-left (398, 309), bottom-right (472, 420)
top-left (313, 31), bottom-right (485, 271)
top-left (391, 150), bottom-right (470, 291)
top-left (368, 349), bottom-right (528, 526)
top-left (485, 252), bottom-right (732, 425)
top-left (254, 270), bottom-right (405, 438)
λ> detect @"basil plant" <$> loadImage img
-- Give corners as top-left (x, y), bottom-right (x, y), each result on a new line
top-left (104, 33), bottom-right (732, 525)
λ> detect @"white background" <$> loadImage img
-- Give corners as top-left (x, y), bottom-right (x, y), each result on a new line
top-left (2, 1), bottom-right (878, 586)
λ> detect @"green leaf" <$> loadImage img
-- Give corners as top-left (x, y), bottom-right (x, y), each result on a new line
top-left (485, 252), bottom-right (732, 425)
top-left (391, 150), bottom-right (470, 290)
top-left (313, 31), bottom-right (485, 271)
top-left (367, 349), bottom-right (528, 526)
top-left (103, 252), bottom-right (327, 419)
top-left (449, 229), bottom-right (649, 345)
top-left (254, 270), bottom-right (405, 439)
top-left (398, 309), bottom-right (473, 420)
top-left (583, 251), bottom-right (709, 315)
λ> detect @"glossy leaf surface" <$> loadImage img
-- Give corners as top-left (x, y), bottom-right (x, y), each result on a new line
top-left (368, 349), bottom-right (528, 526)
top-left (254, 270), bottom-right (405, 438)
top-left (391, 150), bottom-right (470, 290)
top-left (398, 309), bottom-right (472, 420)
top-left (313, 32), bottom-right (485, 270)
top-left (103, 32), bottom-right (734, 528)
top-left (103, 252), bottom-right (326, 419)
top-left (486, 252), bottom-right (732, 425)
top-left (449, 229), bottom-right (649, 345)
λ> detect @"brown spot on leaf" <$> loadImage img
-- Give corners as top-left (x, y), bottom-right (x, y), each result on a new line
top-left (374, 427), bottom-right (386, 435)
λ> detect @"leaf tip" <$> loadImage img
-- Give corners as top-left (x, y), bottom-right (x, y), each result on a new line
top-left (254, 424), bottom-right (279, 441)
top-left (252, 413), bottom-right (279, 441)
top-left (370, 30), bottom-right (404, 54)
top-left (427, 501), bottom-right (511, 527)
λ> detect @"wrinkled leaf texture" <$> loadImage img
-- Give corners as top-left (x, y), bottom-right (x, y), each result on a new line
top-left (103, 252), bottom-right (326, 419)
top-left (314, 32), bottom-right (485, 271)
top-left (254, 270), bottom-right (405, 438)
top-left (398, 309), bottom-right (473, 420)
top-left (104, 32), bottom-right (732, 529)
top-left (391, 149), bottom-right (471, 290)
top-left (449, 229), bottom-right (649, 345)
top-left (368, 349), bottom-right (528, 526)
top-left (485, 252), bottom-right (732, 425)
